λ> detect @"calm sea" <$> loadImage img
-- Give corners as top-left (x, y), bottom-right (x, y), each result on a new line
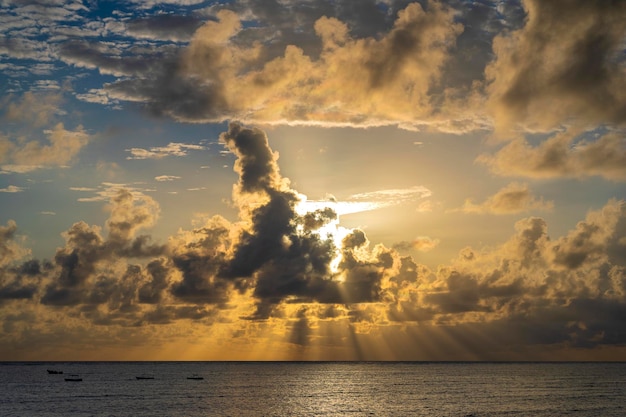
top-left (0, 362), bottom-right (624, 416)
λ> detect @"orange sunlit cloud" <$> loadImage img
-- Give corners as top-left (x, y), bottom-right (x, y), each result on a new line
top-left (1, 0), bottom-right (625, 361)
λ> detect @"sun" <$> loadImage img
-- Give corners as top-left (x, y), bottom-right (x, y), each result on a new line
top-left (295, 194), bottom-right (357, 276)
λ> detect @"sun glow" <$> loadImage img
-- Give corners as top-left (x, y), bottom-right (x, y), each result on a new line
top-left (295, 196), bottom-right (362, 275)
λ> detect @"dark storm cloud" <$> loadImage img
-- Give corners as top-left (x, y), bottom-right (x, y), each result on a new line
top-left (216, 125), bottom-right (338, 317)
top-left (220, 124), bottom-right (283, 194)
top-left (216, 124), bottom-right (396, 318)
top-left (223, 190), bottom-right (301, 279)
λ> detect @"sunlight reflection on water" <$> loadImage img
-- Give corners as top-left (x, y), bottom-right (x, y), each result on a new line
top-left (1, 362), bottom-right (625, 416)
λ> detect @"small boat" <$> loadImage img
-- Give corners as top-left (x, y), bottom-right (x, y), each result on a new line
top-left (47, 369), bottom-right (63, 374)
top-left (64, 374), bottom-right (82, 382)
top-left (186, 374), bottom-right (204, 380)
top-left (136, 376), bottom-right (155, 380)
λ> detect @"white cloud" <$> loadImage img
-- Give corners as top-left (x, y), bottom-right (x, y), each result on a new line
top-left (155, 175), bottom-right (181, 182)
top-left (0, 185), bottom-right (24, 193)
top-left (126, 142), bottom-right (207, 160)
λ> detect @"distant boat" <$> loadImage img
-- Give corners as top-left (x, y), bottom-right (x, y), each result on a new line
top-left (136, 376), bottom-right (155, 380)
top-left (186, 374), bottom-right (204, 380)
top-left (47, 369), bottom-right (63, 374)
top-left (64, 374), bottom-right (82, 382)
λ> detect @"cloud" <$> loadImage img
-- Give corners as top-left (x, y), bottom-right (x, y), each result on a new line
top-left (155, 175), bottom-right (181, 182)
top-left (477, 129), bottom-right (626, 181)
top-left (73, 182), bottom-right (155, 203)
top-left (125, 15), bottom-right (204, 42)
top-left (0, 185), bottom-right (24, 193)
top-left (0, 93), bottom-right (91, 172)
top-left (299, 186), bottom-right (432, 216)
top-left (0, 220), bottom-right (30, 267)
top-left (41, 188), bottom-right (165, 307)
top-left (12, 0), bottom-right (624, 139)
top-left (10, 123), bottom-right (90, 167)
top-left (457, 182), bottom-right (554, 214)
top-left (1, 124), bottom-right (625, 356)
top-left (0, 220), bottom-right (43, 304)
top-left (170, 124), bottom-right (398, 318)
top-left (105, 2), bottom-right (466, 130)
top-left (2, 92), bottom-right (62, 127)
top-left (126, 142), bottom-right (207, 160)
top-left (349, 186), bottom-right (432, 204)
top-left (485, 0), bottom-right (626, 131)
top-left (57, 39), bottom-right (155, 77)
top-left (394, 236), bottom-right (440, 252)
top-left (379, 199), bottom-right (626, 353)
top-left (416, 200), bottom-right (437, 213)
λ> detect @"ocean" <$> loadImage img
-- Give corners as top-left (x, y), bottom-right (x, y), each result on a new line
top-left (0, 362), bottom-right (624, 416)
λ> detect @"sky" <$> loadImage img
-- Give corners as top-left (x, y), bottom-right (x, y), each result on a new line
top-left (1, 0), bottom-right (626, 361)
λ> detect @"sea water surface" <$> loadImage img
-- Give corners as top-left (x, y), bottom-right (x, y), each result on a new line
top-left (1, 362), bottom-right (625, 416)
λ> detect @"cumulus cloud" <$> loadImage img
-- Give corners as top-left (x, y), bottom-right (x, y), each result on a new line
top-left (5, 0), bottom-right (625, 139)
top-left (105, 2), bottom-right (465, 129)
top-left (0, 221), bottom-right (41, 305)
top-left (419, 200), bottom-right (626, 349)
top-left (1, 124), bottom-right (625, 357)
top-left (41, 189), bottom-right (165, 307)
top-left (0, 220), bottom-right (30, 268)
top-left (0, 93), bottom-right (91, 172)
top-left (477, 129), bottom-right (626, 181)
top-left (217, 124), bottom-right (395, 317)
top-left (457, 182), bottom-right (553, 214)
top-left (486, 0), bottom-right (626, 132)
top-left (10, 123), bottom-right (90, 167)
